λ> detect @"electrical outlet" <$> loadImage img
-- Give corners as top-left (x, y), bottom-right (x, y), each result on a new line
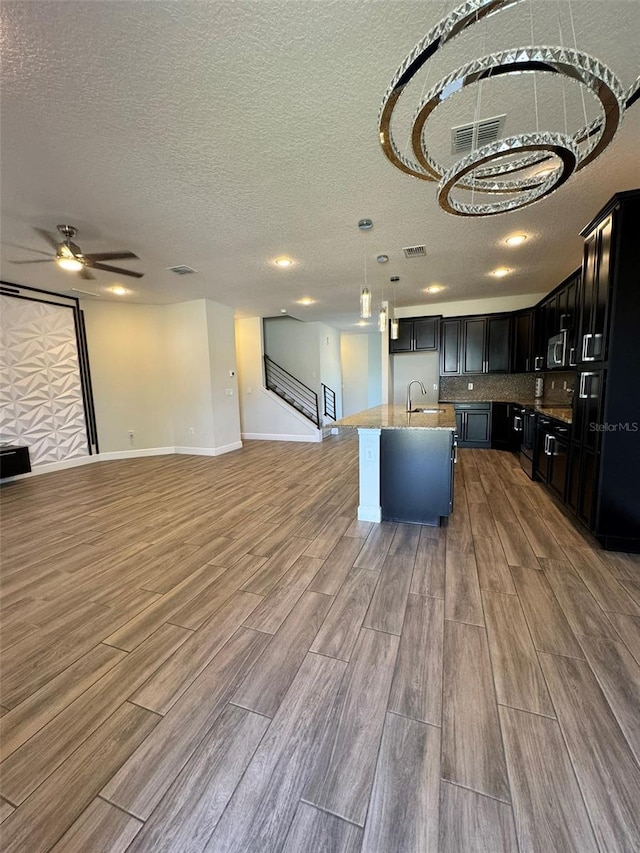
top-left (225, 388), bottom-right (233, 396)
top-left (433, 384), bottom-right (438, 390)
top-left (467, 382), bottom-right (474, 390)
top-left (189, 427), bottom-right (195, 435)
top-left (128, 430), bottom-right (134, 438)
top-left (551, 380), bottom-right (555, 389)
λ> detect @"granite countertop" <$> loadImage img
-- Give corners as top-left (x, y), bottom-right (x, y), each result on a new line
top-left (440, 397), bottom-right (573, 425)
top-left (335, 404), bottom-right (457, 431)
top-left (535, 406), bottom-right (573, 424)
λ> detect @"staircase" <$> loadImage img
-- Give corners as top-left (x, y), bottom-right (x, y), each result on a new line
top-left (264, 355), bottom-right (320, 427)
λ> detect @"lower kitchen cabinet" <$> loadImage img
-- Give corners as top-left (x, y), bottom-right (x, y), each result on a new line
top-left (534, 416), bottom-right (571, 501)
top-left (491, 402), bottom-right (516, 450)
top-left (454, 403), bottom-right (491, 448)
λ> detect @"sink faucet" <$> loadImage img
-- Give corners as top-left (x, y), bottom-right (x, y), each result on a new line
top-left (406, 379), bottom-right (427, 412)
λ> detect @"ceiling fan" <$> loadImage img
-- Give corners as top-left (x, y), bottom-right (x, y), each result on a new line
top-left (9, 224), bottom-right (144, 279)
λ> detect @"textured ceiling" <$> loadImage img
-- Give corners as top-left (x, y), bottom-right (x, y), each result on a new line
top-left (1, 0), bottom-right (639, 331)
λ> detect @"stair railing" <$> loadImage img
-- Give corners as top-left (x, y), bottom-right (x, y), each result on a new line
top-left (263, 355), bottom-right (320, 427)
top-left (322, 383), bottom-right (337, 421)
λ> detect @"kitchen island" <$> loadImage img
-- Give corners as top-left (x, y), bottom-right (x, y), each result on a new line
top-left (334, 404), bottom-right (457, 525)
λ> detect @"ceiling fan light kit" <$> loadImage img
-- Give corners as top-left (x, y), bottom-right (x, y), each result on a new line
top-left (9, 224), bottom-right (144, 279)
top-left (378, 0), bottom-right (638, 216)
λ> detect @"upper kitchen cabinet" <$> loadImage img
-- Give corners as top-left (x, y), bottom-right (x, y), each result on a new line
top-left (579, 213), bottom-right (612, 364)
top-left (441, 314), bottom-right (511, 375)
top-left (512, 308), bottom-right (536, 373)
top-left (389, 316), bottom-right (440, 354)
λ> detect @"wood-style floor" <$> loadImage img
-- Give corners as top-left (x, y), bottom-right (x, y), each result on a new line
top-left (1, 433), bottom-right (639, 852)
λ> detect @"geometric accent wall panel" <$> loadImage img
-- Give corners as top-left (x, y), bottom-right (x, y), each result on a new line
top-left (0, 295), bottom-right (89, 465)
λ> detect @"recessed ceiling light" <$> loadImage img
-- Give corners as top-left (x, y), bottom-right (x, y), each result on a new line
top-left (110, 285), bottom-right (128, 296)
top-left (280, 308), bottom-right (288, 313)
top-left (505, 233), bottom-right (527, 246)
top-left (356, 321), bottom-right (370, 327)
top-left (491, 267), bottom-right (511, 277)
top-left (274, 257), bottom-right (293, 268)
top-left (424, 284), bottom-right (444, 293)
top-left (297, 297), bottom-right (314, 306)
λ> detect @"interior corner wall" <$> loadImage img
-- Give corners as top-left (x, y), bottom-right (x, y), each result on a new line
top-left (235, 316), bottom-right (320, 440)
top-left (317, 322), bottom-right (343, 419)
top-left (263, 316), bottom-right (320, 393)
top-left (340, 333), bottom-right (382, 417)
top-left (82, 300), bottom-right (173, 453)
top-left (163, 300), bottom-right (216, 449)
top-left (204, 300), bottom-right (241, 450)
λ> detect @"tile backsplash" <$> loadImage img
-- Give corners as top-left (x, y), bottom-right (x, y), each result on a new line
top-left (440, 373), bottom-right (536, 402)
top-left (440, 371), bottom-right (577, 405)
top-left (540, 371), bottom-right (576, 406)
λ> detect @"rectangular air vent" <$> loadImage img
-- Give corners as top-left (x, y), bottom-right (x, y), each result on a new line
top-left (403, 245), bottom-right (426, 258)
top-left (167, 265), bottom-right (198, 275)
top-left (451, 114), bottom-right (506, 154)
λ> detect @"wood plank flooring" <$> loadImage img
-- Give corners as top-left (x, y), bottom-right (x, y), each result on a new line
top-left (1, 436), bottom-right (639, 851)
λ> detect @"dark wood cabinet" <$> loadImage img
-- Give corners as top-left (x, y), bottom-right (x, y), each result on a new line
top-left (512, 309), bottom-right (535, 372)
top-left (462, 318), bottom-right (485, 373)
top-left (389, 316), bottom-right (440, 354)
top-left (0, 445), bottom-right (31, 478)
top-left (440, 319), bottom-right (462, 375)
top-left (579, 214), bottom-right (612, 364)
top-left (454, 403), bottom-right (491, 447)
top-left (442, 314), bottom-right (511, 375)
top-left (535, 417), bottom-right (571, 501)
top-left (491, 402), bottom-right (514, 450)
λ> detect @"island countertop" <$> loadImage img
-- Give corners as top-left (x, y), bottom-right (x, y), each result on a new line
top-left (334, 404), bottom-right (456, 430)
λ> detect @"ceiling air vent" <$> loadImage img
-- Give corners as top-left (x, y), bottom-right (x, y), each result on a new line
top-left (403, 245), bottom-right (426, 258)
top-left (451, 114), bottom-right (506, 154)
top-left (167, 264), bottom-right (198, 275)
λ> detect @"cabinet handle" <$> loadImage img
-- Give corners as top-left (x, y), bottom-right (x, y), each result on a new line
top-left (547, 435), bottom-right (556, 456)
top-left (569, 347), bottom-right (576, 367)
top-left (582, 333), bottom-right (594, 361)
top-left (453, 439), bottom-right (458, 464)
top-left (513, 416), bottom-right (523, 431)
top-left (579, 372), bottom-right (595, 398)
top-left (525, 357), bottom-right (530, 372)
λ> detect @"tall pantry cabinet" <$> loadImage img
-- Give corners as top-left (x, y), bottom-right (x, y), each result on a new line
top-left (568, 189), bottom-right (640, 552)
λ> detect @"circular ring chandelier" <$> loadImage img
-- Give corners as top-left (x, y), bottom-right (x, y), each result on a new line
top-left (378, 0), bottom-right (637, 216)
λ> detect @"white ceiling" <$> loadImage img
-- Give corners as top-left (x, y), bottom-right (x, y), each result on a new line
top-left (1, 0), bottom-right (639, 331)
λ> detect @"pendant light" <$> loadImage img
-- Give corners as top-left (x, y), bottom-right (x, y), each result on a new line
top-left (378, 304), bottom-right (387, 333)
top-left (390, 275), bottom-right (399, 339)
top-left (360, 286), bottom-right (371, 319)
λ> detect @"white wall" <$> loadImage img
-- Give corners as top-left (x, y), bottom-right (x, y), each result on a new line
top-left (236, 317), bottom-right (320, 441)
top-left (83, 298), bottom-right (241, 455)
top-left (205, 300), bottom-right (242, 450)
top-left (164, 301), bottom-right (216, 449)
top-left (396, 292), bottom-right (541, 319)
top-left (263, 317), bottom-right (320, 392)
top-left (83, 301), bottom-right (173, 453)
top-left (317, 322), bottom-right (343, 420)
top-left (391, 351), bottom-right (440, 406)
top-left (341, 333), bottom-right (382, 416)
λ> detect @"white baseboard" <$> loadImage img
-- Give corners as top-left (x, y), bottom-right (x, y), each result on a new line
top-left (174, 441), bottom-right (243, 457)
top-left (94, 447), bottom-right (176, 461)
top-left (1, 442), bottom-right (243, 481)
top-left (241, 432), bottom-right (322, 443)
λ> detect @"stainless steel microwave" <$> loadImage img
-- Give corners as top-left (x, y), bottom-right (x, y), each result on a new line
top-left (547, 330), bottom-right (567, 368)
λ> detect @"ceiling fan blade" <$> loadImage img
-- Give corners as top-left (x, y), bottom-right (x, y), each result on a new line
top-left (79, 266), bottom-right (96, 280)
top-left (33, 227), bottom-right (61, 251)
top-left (86, 251), bottom-right (139, 262)
top-left (8, 258), bottom-right (55, 264)
top-left (90, 262), bottom-right (144, 278)
top-left (4, 243), bottom-right (53, 257)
